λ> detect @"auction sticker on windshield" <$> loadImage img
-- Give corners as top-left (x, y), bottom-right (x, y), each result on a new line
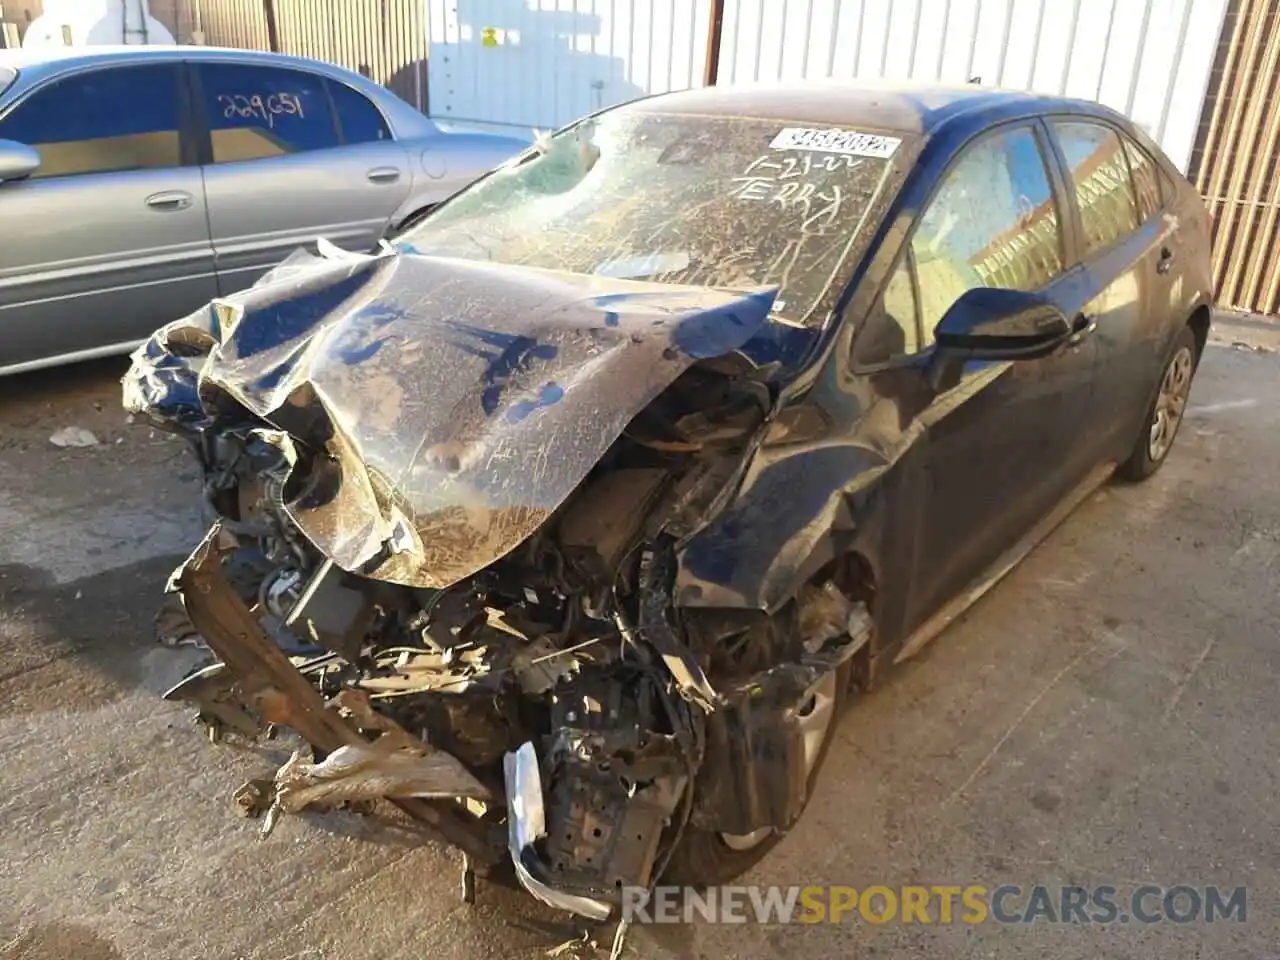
top-left (770, 127), bottom-right (901, 158)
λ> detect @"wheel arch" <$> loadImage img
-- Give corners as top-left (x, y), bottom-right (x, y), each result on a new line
top-left (1187, 304), bottom-right (1212, 362)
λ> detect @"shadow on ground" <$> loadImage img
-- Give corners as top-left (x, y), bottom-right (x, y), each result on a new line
top-left (0, 553), bottom-right (188, 718)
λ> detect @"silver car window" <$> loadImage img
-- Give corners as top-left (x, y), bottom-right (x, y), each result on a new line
top-left (328, 81), bottom-right (391, 145)
top-left (198, 62), bottom-right (341, 163)
top-left (0, 63), bottom-right (182, 178)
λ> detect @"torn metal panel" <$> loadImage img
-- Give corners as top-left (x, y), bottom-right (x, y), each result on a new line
top-left (171, 521), bottom-right (500, 864)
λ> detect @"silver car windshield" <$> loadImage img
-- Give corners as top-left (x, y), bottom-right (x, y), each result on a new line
top-left (396, 111), bottom-right (909, 328)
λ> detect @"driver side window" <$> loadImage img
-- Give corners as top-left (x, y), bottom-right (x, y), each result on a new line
top-left (0, 64), bottom-right (183, 178)
top-left (912, 124), bottom-right (1065, 339)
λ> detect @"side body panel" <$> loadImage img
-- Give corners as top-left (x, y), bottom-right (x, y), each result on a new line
top-left (0, 59), bottom-right (216, 368)
top-left (0, 166), bottom-right (217, 366)
top-left (672, 101), bottom-right (1170, 653)
top-left (189, 61), bottom-right (414, 296)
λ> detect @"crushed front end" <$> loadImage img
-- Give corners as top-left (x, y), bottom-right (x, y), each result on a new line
top-left (126, 245), bottom-right (870, 919)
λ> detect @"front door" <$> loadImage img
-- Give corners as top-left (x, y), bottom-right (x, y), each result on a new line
top-left (0, 61), bottom-right (216, 370)
top-left (190, 60), bottom-right (413, 296)
top-left (902, 122), bottom-right (1100, 631)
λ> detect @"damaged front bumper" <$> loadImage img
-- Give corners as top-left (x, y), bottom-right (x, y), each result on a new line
top-left (165, 519), bottom-right (870, 920)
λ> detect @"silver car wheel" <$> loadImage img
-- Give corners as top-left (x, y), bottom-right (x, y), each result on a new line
top-left (1148, 345), bottom-right (1194, 463)
top-left (720, 669), bottom-right (839, 851)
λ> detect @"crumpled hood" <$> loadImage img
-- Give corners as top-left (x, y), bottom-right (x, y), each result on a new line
top-left (125, 246), bottom-right (780, 588)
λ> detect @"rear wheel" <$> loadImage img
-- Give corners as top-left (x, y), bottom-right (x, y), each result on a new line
top-left (1117, 324), bottom-right (1198, 482)
top-left (661, 661), bottom-right (849, 887)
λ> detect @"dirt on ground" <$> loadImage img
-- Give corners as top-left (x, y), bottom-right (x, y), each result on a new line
top-left (0, 328), bottom-right (1278, 960)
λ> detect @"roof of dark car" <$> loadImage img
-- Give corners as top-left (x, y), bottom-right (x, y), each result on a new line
top-left (630, 79), bottom-right (1121, 138)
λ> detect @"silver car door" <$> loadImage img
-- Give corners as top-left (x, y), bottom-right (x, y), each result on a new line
top-left (192, 59), bottom-right (413, 297)
top-left (0, 61), bottom-right (216, 372)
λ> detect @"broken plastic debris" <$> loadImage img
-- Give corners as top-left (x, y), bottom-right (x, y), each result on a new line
top-left (49, 426), bottom-right (99, 448)
top-left (262, 740), bottom-right (490, 836)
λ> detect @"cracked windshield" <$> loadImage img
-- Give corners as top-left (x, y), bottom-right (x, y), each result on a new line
top-left (396, 111), bottom-right (907, 327)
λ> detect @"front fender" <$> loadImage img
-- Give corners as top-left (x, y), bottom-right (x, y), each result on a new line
top-left (673, 437), bottom-right (890, 612)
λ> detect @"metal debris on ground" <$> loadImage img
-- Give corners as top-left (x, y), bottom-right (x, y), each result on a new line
top-left (48, 426), bottom-right (99, 447)
top-left (545, 931), bottom-right (599, 958)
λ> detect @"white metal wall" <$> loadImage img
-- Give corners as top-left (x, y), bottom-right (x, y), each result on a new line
top-left (716, 0), bottom-right (1229, 172)
top-left (427, 0), bottom-right (711, 134)
top-left (426, 0), bottom-right (1226, 172)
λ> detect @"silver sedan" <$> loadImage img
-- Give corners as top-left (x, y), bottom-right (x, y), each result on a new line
top-left (0, 45), bottom-right (530, 376)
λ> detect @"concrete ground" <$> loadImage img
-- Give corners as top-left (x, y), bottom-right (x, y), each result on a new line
top-left (0, 324), bottom-right (1277, 960)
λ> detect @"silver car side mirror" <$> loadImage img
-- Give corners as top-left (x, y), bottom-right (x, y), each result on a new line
top-left (0, 139), bottom-right (41, 183)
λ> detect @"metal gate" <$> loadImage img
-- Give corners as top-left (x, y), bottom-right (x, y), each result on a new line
top-left (1192, 0), bottom-right (1280, 314)
top-left (425, 0), bottom-right (712, 133)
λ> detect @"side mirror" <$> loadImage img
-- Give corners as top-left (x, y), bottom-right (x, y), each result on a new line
top-left (927, 287), bottom-right (1072, 391)
top-left (0, 139), bottom-right (41, 183)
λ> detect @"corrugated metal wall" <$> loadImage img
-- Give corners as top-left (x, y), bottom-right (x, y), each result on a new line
top-left (275, 0), bottom-right (429, 107)
top-left (1192, 0), bottom-right (1280, 314)
top-left (426, 0), bottom-right (1226, 170)
top-left (152, 0), bottom-right (265, 46)
top-left (151, 0), bottom-right (428, 109)
top-left (426, 0), bottom-right (711, 132)
top-left (714, 0), bottom-right (1229, 174)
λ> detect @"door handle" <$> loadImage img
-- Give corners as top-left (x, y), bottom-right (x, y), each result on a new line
top-left (1067, 313), bottom-right (1096, 346)
top-left (145, 190), bottom-right (193, 211)
top-left (366, 167), bottom-right (401, 184)
top-left (1157, 246), bottom-right (1175, 275)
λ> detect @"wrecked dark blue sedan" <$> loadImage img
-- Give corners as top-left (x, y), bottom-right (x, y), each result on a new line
top-left (124, 80), bottom-right (1213, 921)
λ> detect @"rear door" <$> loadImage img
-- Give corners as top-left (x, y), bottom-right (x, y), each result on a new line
top-left (0, 61), bottom-right (215, 369)
top-left (190, 59), bottom-right (413, 296)
top-left (1047, 119), bottom-right (1174, 460)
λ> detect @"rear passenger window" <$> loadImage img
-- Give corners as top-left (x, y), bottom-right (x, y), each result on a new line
top-left (912, 125), bottom-right (1064, 336)
top-left (1123, 136), bottom-right (1163, 222)
top-left (199, 63), bottom-right (339, 163)
top-left (329, 81), bottom-right (391, 144)
top-left (1053, 121), bottom-right (1140, 254)
top-left (0, 64), bottom-right (182, 177)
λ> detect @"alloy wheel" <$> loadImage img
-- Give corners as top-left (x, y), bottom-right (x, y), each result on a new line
top-left (1148, 345), bottom-right (1194, 462)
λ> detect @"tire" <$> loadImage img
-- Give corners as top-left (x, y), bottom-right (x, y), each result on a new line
top-left (1117, 324), bottom-right (1198, 483)
top-left (661, 661), bottom-right (850, 887)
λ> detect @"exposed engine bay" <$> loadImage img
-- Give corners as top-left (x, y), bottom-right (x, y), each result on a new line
top-left (125, 243), bottom-right (872, 922)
